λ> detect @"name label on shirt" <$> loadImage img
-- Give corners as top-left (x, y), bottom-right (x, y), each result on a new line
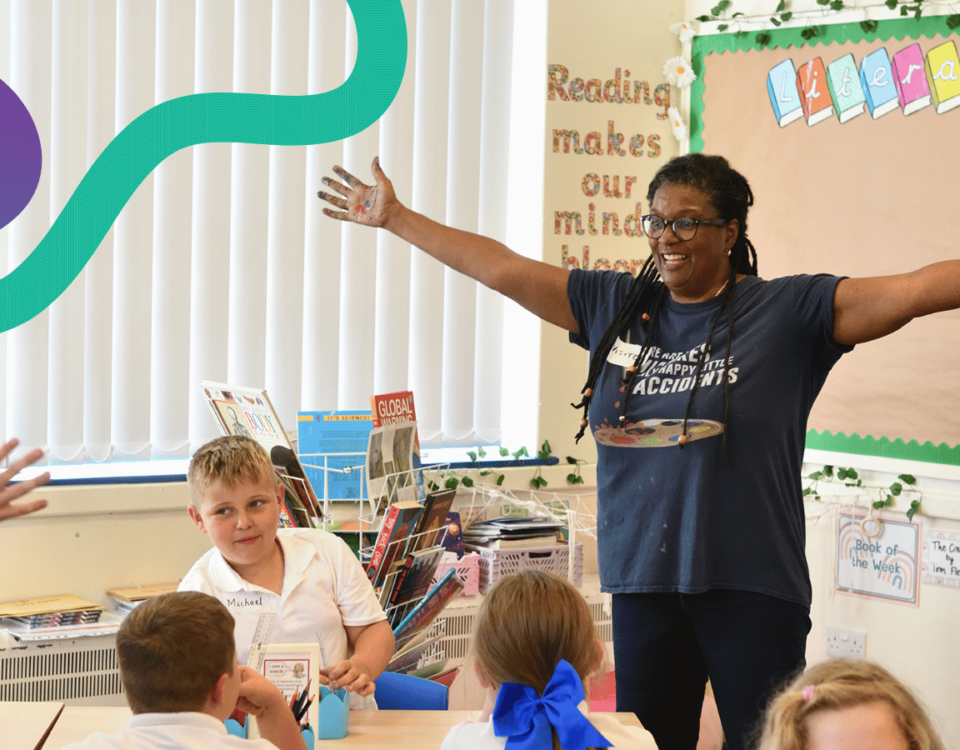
top-left (607, 336), bottom-right (640, 367)
top-left (226, 595), bottom-right (264, 608)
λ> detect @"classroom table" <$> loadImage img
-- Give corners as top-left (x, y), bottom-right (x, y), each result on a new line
top-left (1, 701), bottom-right (65, 750)
top-left (41, 706), bottom-right (643, 748)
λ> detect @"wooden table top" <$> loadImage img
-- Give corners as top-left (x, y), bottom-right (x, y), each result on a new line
top-left (41, 705), bottom-right (642, 749)
top-left (1, 702), bottom-right (64, 750)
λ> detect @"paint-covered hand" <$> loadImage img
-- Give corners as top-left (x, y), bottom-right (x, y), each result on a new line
top-left (0, 438), bottom-right (50, 522)
top-left (318, 156), bottom-right (398, 229)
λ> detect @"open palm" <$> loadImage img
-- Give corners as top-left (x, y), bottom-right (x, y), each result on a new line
top-left (317, 156), bottom-right (397, 229)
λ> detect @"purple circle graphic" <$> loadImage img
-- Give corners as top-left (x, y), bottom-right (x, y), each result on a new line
top-left (0, 78), bottom-right (42, 231)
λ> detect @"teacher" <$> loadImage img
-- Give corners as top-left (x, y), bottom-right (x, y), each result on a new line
top-left (318, 153), bottom-right (960, 750)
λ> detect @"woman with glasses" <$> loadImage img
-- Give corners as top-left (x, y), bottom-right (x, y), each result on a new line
top-left (318, 153), bottom-right (960, 750)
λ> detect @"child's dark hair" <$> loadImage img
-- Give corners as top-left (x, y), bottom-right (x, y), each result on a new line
top-left (572, 153), bottom-right (759, 453)
top-left (116, 591), bottom-right (236, 714)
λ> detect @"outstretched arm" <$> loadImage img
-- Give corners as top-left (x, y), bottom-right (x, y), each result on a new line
top-left (833, 260), bottom-right (960, 346)
top-left (318, 157), bottom-right (578, 333)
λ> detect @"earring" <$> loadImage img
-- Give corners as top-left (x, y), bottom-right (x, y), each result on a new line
top-left (723, 247), bottom-right (731, 257)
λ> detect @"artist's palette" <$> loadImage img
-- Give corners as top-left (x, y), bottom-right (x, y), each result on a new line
top-left (593, 418), bottom-right (725, 448)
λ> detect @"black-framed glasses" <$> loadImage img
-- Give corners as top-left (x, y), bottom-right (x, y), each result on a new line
top-left (641, 215), bottom-right (728, 241)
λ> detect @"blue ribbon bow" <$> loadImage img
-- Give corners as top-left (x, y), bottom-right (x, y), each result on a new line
top-left (492, 659), bottom-right (612, 750)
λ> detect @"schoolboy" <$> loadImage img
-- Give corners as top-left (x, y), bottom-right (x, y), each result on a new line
top-left (62, 591), bottom-right (306, 750)
top-left (179, 435), bottom-right (394, 708)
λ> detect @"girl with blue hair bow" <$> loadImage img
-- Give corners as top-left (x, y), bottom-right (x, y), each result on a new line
top-left (440, 571), bottom-right (657, 750)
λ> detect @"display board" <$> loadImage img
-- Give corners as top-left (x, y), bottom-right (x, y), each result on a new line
top-left (692, 17), bottom-right (960, 465)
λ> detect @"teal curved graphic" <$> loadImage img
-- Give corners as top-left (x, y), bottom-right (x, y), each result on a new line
top-left (0, 0), bottom-right (406, 333)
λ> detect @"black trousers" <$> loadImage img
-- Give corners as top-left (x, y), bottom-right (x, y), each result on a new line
top-left (612, 589), bottom-right (810, 750)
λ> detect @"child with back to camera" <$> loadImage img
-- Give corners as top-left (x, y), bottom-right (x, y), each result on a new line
top-left (441, 570), bottom-right (658, 750)
top-left (754, 658), bottom-right (945, 750)
top-left (61, 591), bottom-right (306, 750)
top-left (179, 435), bottom-right (394, 708)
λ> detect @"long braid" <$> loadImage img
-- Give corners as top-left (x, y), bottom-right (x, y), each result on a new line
top-left (618, 284), bottom-right (667, 426)
top-left (572, 257), bottom-right (662, 442)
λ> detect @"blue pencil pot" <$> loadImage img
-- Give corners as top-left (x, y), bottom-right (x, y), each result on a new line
top-left (314, 685), bottom-right (350, 740)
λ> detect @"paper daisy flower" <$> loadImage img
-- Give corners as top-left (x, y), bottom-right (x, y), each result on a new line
top-left (670, 20), bottom-right (698, 43)
top-left (668, 107), bottom-right (688, 141)
top-left (663, 56), bottom-right (697, 88)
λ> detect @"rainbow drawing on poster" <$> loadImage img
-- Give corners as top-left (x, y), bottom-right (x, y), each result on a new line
top-left (768, 39), bottom-right (960, 126)
top-left (921, 530), bottom-right (960, 589)
top-left (836, 514), bottom-right (919, 605)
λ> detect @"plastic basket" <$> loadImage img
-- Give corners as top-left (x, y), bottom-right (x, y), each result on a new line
top-left (431, 553), bottom-right (480, 596)
top-left (467, 543), bottom-right (584, 593)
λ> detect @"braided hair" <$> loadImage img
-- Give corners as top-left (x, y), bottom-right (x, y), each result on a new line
top-left (572, 154), bottom-right (759, 451)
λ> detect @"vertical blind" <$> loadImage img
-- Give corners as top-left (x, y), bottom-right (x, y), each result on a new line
top-left (0, 0), bottom-right (542, 466)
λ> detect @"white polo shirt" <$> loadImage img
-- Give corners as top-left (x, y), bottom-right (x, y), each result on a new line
top-left (179, 528), bottom-right (387, 709)
top-left (60, 712), bottom-right (279, 750)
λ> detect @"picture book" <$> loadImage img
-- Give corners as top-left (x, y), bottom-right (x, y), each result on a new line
top-left (297, 410), bottom-right (374, 501)
top-left (388, 546), bottom-right (447, 622)
top-left (440, 511), bottom-right (464, 558)
top-left (366, 420), bottom-right (421, 511)
top-left (409, 488), bottom-right (456, 553)
top-left (0, 594), bottom-right (102, 618)
top-left (385, 632), bottom-right (438, 674)
top-left (270, 444), bottom-right (321, 521)
top-left (366, 499), bottom-right (423, 588)
top-left (105, 583), bottom-right (178, 603)
top-left (393, 567), bottom-right (465, 647)
top-left (370, 390), bottom-right (426, 503)
top-left (199, 381), bottom-right (319, 527)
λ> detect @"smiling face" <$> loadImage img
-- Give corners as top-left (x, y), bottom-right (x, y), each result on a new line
top-left (188, 473), bottom-right (284, 578)
top-left (805, 701), bottom-right (909, 750)
top-left (647, 183), bottom-right (739, 304)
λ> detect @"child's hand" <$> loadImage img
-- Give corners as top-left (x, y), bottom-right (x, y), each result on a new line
top-left (322, 659), bottom-right (377, 697)
top-left (236, 666), bottom-right (308, 750)
top-left (235, 665), bottom-right (290, 717)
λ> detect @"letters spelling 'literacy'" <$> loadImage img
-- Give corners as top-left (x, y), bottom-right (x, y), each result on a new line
top-left (767, 40), bottom-right (960, 127)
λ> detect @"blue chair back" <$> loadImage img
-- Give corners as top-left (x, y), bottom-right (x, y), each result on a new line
top-left (373, 671), bottom-right (449, 710)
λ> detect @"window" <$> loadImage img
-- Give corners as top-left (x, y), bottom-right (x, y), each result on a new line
top-left (0, 0), bottom-right (547, 474)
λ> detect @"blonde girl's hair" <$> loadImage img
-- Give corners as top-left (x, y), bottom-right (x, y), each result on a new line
top-left (472, 570), bottom-right (601, 750)
top-left (187, 434), bottom-right (277, 509)
top-left (754, 658), bottom-right (945, 750)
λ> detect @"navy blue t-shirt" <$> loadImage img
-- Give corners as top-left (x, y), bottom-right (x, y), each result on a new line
top-left (568, 270), bottom-right (852, 607)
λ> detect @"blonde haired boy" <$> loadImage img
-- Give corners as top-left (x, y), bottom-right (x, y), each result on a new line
top-left (179, 435), bottom-right (394, 707)
top-left (62, 591), bottom-right (306, 750)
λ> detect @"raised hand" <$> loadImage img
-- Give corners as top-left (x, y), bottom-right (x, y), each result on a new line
top-left (317, 156), bottom-right (398, 229)
top-left (0, 438), bottom-right (50, 522)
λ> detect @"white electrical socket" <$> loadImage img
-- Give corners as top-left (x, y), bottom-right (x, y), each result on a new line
top-left (825, 625), bottom-right (866, 658)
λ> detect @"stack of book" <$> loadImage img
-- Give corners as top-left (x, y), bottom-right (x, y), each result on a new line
top-left (364, 488), bottom-right (466, 671)
top-left (106, 582), bottom-right (179, 615)
top-left (462, 516), bottom-right (564, 550)
top-left (0, 594), bottom-right (122, 641)
top-left (366, 488), bottom-right (457, 628)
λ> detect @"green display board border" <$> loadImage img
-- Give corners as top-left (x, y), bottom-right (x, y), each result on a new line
top-left (690, 16), bottom-right (960, 467)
